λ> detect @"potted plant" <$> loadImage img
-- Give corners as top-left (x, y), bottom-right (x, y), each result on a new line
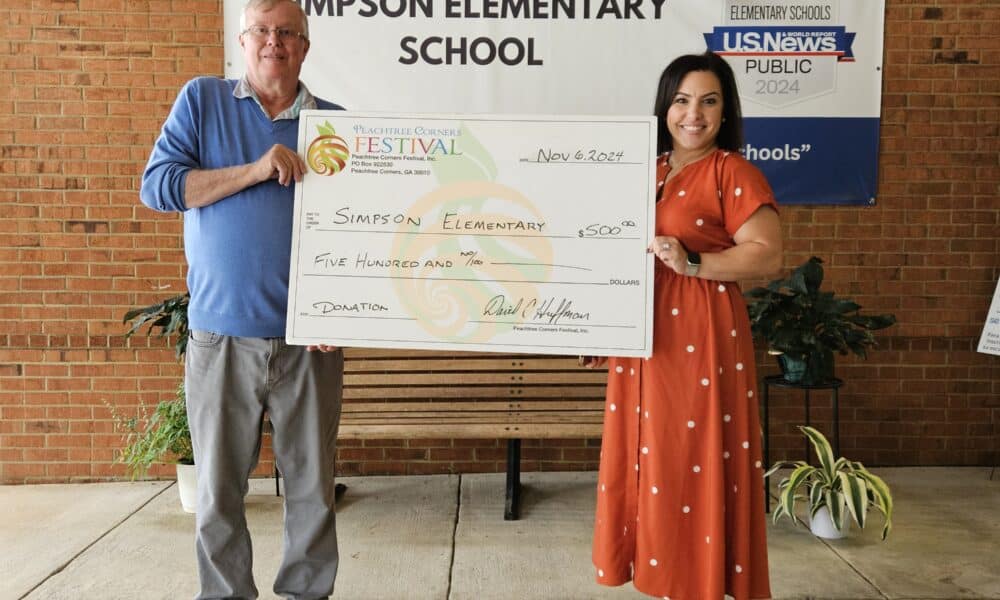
top-left (115, 291), bottom-right (196, 512)
top-left (106, 383), bottom-right (196, 512)
top-left (764, 426), bottom-right (893, 540)
top-left (745, 256), bottom-right (896, 384)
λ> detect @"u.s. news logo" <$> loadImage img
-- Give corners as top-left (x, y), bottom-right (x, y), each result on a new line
top-left (705, 1), bottom-right (858, 108)
top-left (705, 26), bottom-right (856, 62)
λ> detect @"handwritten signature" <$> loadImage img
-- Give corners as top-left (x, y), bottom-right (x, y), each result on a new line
top-left (482, 294), bottom-right (591, 325)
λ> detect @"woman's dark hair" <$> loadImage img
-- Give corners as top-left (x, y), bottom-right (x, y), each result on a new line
top-left (653, 51), bottom-right (744, 154)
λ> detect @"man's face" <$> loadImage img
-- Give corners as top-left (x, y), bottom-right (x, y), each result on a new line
top-left (240, 3), bottom-right (310, 87)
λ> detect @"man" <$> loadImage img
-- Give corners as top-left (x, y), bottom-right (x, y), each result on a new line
top-left (140, 1), bottom-right (344, 598)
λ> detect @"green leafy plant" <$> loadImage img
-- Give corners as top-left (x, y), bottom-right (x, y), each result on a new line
top-left (106, 383), bottom-right (193, 478)
top-left (765, 426), bottom-right (893, 540)
top-left (112, 291), bottom-right (193, 476)
top-left (745, 256), bottom-right (896, 384)
top-left (123, 292), bottom-right (190, 359)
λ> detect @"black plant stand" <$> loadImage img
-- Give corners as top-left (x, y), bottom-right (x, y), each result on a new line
top-left (761, 375), bottom-right (844, 511)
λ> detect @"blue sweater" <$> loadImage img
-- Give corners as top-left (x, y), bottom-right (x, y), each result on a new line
top-left (140, 77), bottom-right (342, 337)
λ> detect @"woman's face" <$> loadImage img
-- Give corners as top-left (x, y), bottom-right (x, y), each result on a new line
top-left (665, 70), bottom-right (724, 156)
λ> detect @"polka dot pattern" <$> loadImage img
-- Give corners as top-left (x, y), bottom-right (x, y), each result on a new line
top-left (593, 149), bottom-right (773, 598)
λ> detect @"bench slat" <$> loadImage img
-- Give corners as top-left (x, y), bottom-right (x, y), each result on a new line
top-left (342, 401), bottom-right (604, 412)
top-left (346, 357), bottom-right (588, 372)
top-left (343, 386), bottom-right (606, 399)
top-left (338, 422), bottom-right (603, 439)
top-left (345, 372), bottom-right (607, 386)
top-left (344, 348), bottom-right (505, 359)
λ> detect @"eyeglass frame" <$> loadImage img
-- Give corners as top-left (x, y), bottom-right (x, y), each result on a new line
top-left (241, 25), bottom-right (308, 42)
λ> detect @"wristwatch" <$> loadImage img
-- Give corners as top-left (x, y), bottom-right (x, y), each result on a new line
top-left (685, 250), bottom-right (701, 277)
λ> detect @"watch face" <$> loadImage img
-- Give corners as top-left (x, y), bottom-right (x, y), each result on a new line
top-left (687, 251), bottom-right (701, 266)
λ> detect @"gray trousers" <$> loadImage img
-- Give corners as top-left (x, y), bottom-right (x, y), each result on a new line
top-left (185, 331), bottom-right (344, 600)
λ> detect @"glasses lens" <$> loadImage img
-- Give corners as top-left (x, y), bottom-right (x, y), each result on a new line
top-left (246, 26), bottom-right (301, 40)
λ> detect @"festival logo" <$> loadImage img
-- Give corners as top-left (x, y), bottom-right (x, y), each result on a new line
top-left (307, 121), bottom-right (351, 175)
top-left (704, 0), bottom-right (857, 108)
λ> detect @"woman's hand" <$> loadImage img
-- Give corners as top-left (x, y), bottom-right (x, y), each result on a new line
top-left (578, 356), bottom-right (608, 369)
top-left (646, 207), bottom-right (782, 281)
top-left (648, 235), bottom-right (688, 275)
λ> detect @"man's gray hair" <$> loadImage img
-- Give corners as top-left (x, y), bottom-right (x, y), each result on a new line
top-left (240, 0), bottom-right (309, 40)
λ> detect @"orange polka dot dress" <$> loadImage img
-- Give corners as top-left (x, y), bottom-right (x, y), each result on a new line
top-left (592, 150), bottom-right (774, 600)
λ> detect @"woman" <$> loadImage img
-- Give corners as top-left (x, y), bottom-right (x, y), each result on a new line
top-left (585, 51), bottom-right (782, 599)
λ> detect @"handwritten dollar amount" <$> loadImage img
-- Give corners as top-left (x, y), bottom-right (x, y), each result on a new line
top-left (578, 220), bottom-right (637, 238)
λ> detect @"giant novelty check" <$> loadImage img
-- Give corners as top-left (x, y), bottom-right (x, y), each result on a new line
top-left (287, 112), bottom-right (656, 357)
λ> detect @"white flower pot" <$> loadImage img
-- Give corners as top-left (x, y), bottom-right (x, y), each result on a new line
top-left (176, 463), bottom-right (197, 514)
top-left (810, 504), bottom-right (850, 539)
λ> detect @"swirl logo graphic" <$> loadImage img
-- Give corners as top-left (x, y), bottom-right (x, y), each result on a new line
top-left (307, 121), bottom-right (350, 175)
top-left (387, 123), bottom-right (553, 344)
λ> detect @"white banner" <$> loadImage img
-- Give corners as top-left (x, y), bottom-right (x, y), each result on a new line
top-left (224, 0), bottom-right (882, 116)
top-left (224, 0), bottom-right (885, 204)
top-left (286, 111), bottom-right (656, 356)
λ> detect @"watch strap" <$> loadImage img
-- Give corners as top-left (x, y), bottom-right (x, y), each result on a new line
top-left (685, 251), bottom-right (701, 277)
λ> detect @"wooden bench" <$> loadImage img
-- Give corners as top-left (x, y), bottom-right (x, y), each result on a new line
top-left (272, 348), bottom-right (607, 520)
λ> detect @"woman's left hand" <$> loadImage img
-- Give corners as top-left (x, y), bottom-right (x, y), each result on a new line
top-left (648, 235), bottom-right (687, 275)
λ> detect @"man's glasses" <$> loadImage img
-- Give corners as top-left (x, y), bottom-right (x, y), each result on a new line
top-left (242, 26), bottom-right (307, 42)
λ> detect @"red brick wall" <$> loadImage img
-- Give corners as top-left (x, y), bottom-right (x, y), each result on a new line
top-left (1, 1), bottom-right (997, 483)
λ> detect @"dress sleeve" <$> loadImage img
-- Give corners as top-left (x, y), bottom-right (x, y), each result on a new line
top-left (718, 153), bottom-right (778, 237)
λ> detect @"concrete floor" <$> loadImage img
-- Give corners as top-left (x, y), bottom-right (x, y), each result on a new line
top-left (1, 468), bottom-right (997, 600)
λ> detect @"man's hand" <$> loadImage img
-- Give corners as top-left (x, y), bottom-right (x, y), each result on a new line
top-left (307, 344), bottom-right (339, 353)
top-left (254, 144), bottom-right (307, 186)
